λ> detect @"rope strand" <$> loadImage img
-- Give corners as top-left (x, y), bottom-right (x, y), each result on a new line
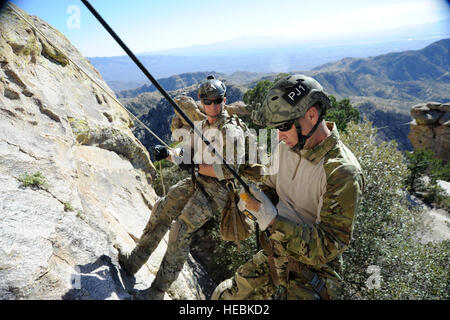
top-left (5, 1), bottom-right (172, 150)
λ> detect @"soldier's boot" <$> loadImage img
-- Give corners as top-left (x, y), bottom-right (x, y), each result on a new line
top-left (131, 286), bottom-right (166, 300)
top-left (116, 243), bottom-right (150, 276)
top-left (129, 248), bottom-right (185, 300)
top-left (116, 198), bottom-right (175, 275)
top-left (138, 215), bottom-right (200, 300)
top-left (142, 242), bottom-right (189, 299)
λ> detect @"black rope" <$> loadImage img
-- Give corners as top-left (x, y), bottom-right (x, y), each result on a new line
top-left (80, 1), bottom-right (253, 194)
top-left (80, 0), bottom-right (256, 219)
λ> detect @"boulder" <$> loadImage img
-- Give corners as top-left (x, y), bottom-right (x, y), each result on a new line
top-left (438, 112), bottom-right (450, 126)
top-left (409, 101), bottom-right (450, 163)
top-left (439, 103), bottom-right (450, 113)
top-left (170, 95), bottom-right (207, 135)
top-left (426, 101), bottom-right (443, 110)
top-left (410, 105), bottom-right (442, 125)
top-left (225, 101), bottom-right (250, 116)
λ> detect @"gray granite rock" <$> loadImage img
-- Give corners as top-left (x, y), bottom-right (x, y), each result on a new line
top-left (0, 3), bottom-right (215, 300)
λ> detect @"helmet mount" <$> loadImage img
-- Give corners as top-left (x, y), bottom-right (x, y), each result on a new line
top-left (198, 75), bottom-right (227, 100)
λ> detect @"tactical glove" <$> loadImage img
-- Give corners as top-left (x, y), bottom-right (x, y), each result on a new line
top-left (153, 145), bottom-right (170, 161)
top-left (237, 184), bottom-right (277, 231)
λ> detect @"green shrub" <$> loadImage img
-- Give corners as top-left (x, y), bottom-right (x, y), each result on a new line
top-left (339, 121), bottom-right (448, 299)
top-left (326, 96), bottom-right (360, 132)
top-left (63, 202), bottom-right (74, 212)
top-left (242, 73), bottom-right (289, 130)
top-left (76, 210), bottom-right (84, 220)
top-left (405, 148), bottom-right (450, 211)
top-left (212, 222), bottom-right (257, 281)
top-left (423, 183), bottom-right (450, 212)
top-left (18, 171), bottom-right (49, 189)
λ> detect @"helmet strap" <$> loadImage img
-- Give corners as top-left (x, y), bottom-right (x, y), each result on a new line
top-left (291, 109), bottom-right (325, 152)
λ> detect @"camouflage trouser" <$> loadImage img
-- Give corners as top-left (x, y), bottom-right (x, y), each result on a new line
top-left (126, 174), bottom-right (229, 292)
top-left (217, 243), bottom-right (341, 300)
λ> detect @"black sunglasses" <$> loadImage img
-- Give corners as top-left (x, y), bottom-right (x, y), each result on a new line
top-left (202, 97), bottom-right (224, 105)
top-left (275, 120), bottom-right (294, 132)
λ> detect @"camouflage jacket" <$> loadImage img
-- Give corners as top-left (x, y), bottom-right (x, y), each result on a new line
top-left (264, 122), bottom-right (364, 273)
top-left (177, 110), bottom-right (254, 181)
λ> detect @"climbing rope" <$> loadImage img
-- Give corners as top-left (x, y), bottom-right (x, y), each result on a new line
top-left (7, 1), bottom-right (415, 153)
top-left (80, 0), bottom-right (258, 225)
top-left (5, 1), bottom-right (172, 151)
top-left (375, 121), bottom-right (413, 130)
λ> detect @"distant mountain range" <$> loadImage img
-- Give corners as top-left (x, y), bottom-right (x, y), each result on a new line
top-left (307, 38), bottom-right (450, 149)
top-left (116, 71), bottom-right (275, 98)
top-left (89, 19), bottom-right (449, 92)
top-left (119, 38), bottom-right (450, 152)
top-left (309, 38), bottom-right (450, 112)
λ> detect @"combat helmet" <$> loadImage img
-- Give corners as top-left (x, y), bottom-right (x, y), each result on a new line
top-left (252, 74), bottom-right (331, 127)
top-left (198, 75), bottom-right (227, 99)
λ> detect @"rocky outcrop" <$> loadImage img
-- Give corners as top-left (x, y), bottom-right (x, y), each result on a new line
top-left (0, 4), bottom-right (214, 299)
top-left (408, 102), bottom-right (450, 163)
top-left (170, 96), bottom-right (207, 135)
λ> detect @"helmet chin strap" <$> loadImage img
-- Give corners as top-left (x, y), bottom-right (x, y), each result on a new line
top-left (291, 110), bottom-right (325, 152)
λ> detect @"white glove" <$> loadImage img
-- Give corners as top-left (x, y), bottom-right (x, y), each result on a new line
top-left (168, 147), bottom-right (185, 164)
top-left (237, 184), bottom-right (277, 231)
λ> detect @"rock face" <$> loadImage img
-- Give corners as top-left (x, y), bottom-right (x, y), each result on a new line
top-left (170, 96), bottom-right (207, 135)
top-left (0, 4), bottom-right (214, 299)
top-left (408, 102), bottom-right (450, 163)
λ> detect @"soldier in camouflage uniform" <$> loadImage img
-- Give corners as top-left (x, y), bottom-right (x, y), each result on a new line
top-left (117, 75), bottom-right (249, 300)
top-left (212, 74), bottom-right (364, 300)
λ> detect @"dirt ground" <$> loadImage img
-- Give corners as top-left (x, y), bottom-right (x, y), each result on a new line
top-left (415, 180), bottom-right (450, 244)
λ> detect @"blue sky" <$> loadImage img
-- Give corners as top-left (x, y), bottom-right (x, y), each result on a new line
top-left (9, 0), bottom-right (450, 57)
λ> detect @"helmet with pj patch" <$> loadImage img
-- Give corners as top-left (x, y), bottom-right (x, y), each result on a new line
top-left (255, 74), bottom-right (331, 127)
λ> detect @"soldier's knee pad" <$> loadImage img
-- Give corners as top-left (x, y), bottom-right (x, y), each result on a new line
top-left (211, 279), bottom-right (234, 300)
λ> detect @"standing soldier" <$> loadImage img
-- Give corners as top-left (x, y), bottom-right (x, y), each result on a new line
top-left (116, 75), bottom-right (251, 300)
top-left (212, 74), bottom-right (364, 300)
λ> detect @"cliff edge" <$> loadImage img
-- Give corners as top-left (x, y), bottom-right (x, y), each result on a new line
top-left (0, 3), bottom-right (214, 300)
